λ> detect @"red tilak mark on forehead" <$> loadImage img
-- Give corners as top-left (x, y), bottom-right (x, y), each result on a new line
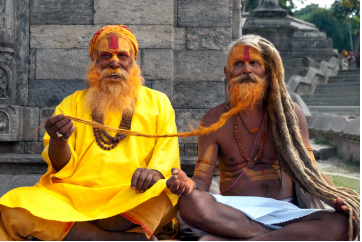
top-left (109, 35), bottom-right (118, 50)
top-left (243, 46), bottom-right (250, 62)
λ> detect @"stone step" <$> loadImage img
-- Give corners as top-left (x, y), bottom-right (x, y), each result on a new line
top-left (337, 70), bottom-right (360, 75)
top-left (330, 74), bottom-right (360, 80)
top-left (301, 93), bottom-right (360, 98)
top-left (328, 78), bottom-right (360, 83)
top-left (304, 100), bottom-right (360, 106)
top-left (309, 138), bottom-right (337, 160)
top-left (308, 106), bottom-right (360, 115)
top-left (292, 39), bottom-right (332, 49)
top-left (315, 82), bottom-right (360, 88)
top-left (313, 87), bottom-right (360, 93)
top-left (292, 49), bottom-right (337, 59)
top-left (302, 97), bottom-right (359, 103)
top-left (0, 174), bottom-right (43, 197)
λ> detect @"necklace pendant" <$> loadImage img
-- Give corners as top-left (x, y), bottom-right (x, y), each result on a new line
top-left (248, 161), bottom-right (254, 169)
top-left (249, 128), bottom-right (259, 134)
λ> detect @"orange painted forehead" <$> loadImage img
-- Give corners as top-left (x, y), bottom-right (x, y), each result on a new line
top-left (95, 33), bottom-right (132, 56)
top-left (228, 44), bottom-right (265, 72)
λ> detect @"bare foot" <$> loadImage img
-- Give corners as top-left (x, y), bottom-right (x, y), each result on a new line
top-left (150, 235), bottom-right (158, 241)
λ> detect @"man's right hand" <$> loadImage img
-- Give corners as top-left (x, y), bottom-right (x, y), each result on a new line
top-left (166, 168), bottom-right (195, 196)
top-left (45, 114), bottom-right (75, 143)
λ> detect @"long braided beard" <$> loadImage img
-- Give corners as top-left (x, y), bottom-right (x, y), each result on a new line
top-left (85, 62), bottom-right (143, 117)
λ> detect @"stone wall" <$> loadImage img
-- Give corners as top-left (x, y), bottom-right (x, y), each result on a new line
top-left (0, 0), bottom-right (243, 164)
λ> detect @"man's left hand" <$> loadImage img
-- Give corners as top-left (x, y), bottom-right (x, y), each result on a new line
top-left (131, 168), bottom-right (164, 193)
top-left (333, 197), bottom-right (356, 220)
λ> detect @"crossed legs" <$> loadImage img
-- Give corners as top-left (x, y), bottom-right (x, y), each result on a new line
top-left (179, 190), bottom-right (350, 241)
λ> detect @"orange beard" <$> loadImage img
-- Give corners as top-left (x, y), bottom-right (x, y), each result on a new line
top-left (228, 73), bottom-right (267, 113)
top-left (85, 61), bottom-right (144, 118)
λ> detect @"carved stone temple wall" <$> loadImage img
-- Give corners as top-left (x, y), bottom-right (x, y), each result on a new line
top-left (0, 0), bottom-right (244, 173)
top-left (0, 0), bottom-right (339, 174)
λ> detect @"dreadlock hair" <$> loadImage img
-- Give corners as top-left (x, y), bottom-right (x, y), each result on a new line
top-left (226, 34), bottom-right (359, 240)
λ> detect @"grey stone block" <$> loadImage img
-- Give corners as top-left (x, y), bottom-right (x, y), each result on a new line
top-left (179, 143), bottom-right (198, 156)
top-left (175, 109), bottom-right (209, 143)
top-left (30, 0), bottom-right (93, 25)
top-left (0, 153), bottom-right (44, 164)
top-left (13, 142), bottom-right (25, 153)
top-left (232, 9), bottom-right (241, 40)
top-left (152, 80), bottom-right (172, 100)
top-left (0, 142), bottom-right (13, 153)
top-left (21, 107), bottom-right (40, 141)
top-left (0, 106), bottom-right (20, 141)
top-left (25, 142), bottom-right (44, 154)
top-left (187, 27), bottom-right (232, 50)
top-left (0, 174), bottom-right (12, 196)
top-left (142, 49), bottom-right (173, 80)
top-left (0, 164), bottom-right (47, 174)
top-left (29, 49), bottom-right (36, 81)
top-left (39, 108), bottom-right (56, 141)
top-left (233, 0), bottom-right (242, 9)
top-left (36, 49), bottom-right (90, 80)
top-left (6, 174), bottom-right (42, 192)
top-left (29, 80), bottom-right (87, 107)
top-left (94, 0), bottom-right (173, 25)
top-left (178, 0), bottom-right (232, 27)
top-left (319, 147), bottom-right (337, 160)
top-left (173, 51), bottom-right (226, 81)
top-left (174, 27), bottom-right (187, 50)
top-left (31, 25), bottom-right (173, 49)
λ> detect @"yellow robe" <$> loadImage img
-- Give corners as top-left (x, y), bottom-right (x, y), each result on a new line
top-left (0, 86), bottom-right (180, 222)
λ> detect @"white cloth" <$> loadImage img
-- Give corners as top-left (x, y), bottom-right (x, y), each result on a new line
top-left (190, 195), bottom-right (321, 237)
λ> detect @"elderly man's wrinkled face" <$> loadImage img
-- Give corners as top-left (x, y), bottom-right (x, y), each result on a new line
top-left (94, 33), bottom-right (134, 79)
top-left (86, 34), bottom-right (143, 117)
top-left (226, 44), bottom-right (268, 111)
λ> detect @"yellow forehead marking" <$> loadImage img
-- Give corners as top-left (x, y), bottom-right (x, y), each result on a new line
top-left (228, 45), bottom-right (265, 72)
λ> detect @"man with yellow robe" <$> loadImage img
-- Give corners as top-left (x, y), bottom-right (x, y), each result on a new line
top-left (0, 25), bottom-right (180, 241)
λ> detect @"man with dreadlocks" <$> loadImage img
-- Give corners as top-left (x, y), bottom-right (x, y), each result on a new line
top-left (166, 34), bottom-right (359, 240)
top-left (0, 25), bottom-right (180, 240)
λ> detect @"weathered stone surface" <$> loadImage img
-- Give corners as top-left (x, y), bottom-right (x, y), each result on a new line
top-left (21, 107), bottom-right (40, 141)
top-left (14, 0), bottom-right (30, 105)
top-left (173, 81), bottom-right (225, 109)
top-left (30, 0), bottom-right (93, 25)
top-left (232, 9), bottom-right (241, 40)
top-left (152, 80), bottom-right (172, 100)
top-left (0, 106), bottom-right (20, 141)
top-left (0, 163), bottom-right (47, 174)
top-left (179, 143), bottom-right (198, 156)
top-left (0, 57), bottom-right (14, 105)
top-left (29, 49), bottom-right (36, 81)
top-left (175, 109), bottom-right (208, 143)
top-left (6, 174), bottom-right (42, 192)
top-left (36, 49), bottom-right (90, 80)
top-left (173, 51), bottom-right (226, 81)
top-left (39, 108), bottom-right (55, 141)
top-left (13, 142), bottom-right (24, 153)
top-left (0, 142), bottom-right (13, 153)
top-left (31, 25), bottom-right (173, 49)
top-left (174, 27), bottom-right (186, 50)
top-left (25, 142), bottom-right (44, 154)
top-left (94, 0), bottom-right (173, 25)
top-left (142, 49), bottom-right (173, 80)
top-left (187, 27), bottom-right (232, 50)
top-left (0, 174), bottom-right (12, 196)
top-left (178, 0), bottom-right (232, 27)
top-left (29, 80), bottom-right (87, 107)
top-left (233, 0), bottom-right (242, 9)
top-left (0, 153), bottom-right (44, 163)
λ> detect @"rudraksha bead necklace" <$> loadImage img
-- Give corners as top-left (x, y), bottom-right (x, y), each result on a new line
top-left (92, 111), bottom-right (133, 150)
top-left (233, 111), bottom-right (268, 168)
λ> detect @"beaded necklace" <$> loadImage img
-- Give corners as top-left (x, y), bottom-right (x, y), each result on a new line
top-left (219, 110), bottom-right (267, 194)
top-left (92, 111), bottom-right (133, 150)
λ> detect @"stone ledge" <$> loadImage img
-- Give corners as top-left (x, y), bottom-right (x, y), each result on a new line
top-left (0, 153), bottom-right (45, 163)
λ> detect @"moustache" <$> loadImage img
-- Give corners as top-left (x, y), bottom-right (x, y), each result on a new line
top-left (230, 74), bottom-right (258, 85)
top-left (101, 68), bottom-right (129, 80)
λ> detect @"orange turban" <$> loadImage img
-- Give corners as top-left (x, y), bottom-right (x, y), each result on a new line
top-left (89, 25), bottom-right (138, 60)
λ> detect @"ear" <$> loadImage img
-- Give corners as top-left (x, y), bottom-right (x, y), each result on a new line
top-left (224, 66), bottom-right (231, 81)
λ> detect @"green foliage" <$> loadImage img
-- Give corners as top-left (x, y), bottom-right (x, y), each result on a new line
top-left (293, 1), bottom-right (360, 52)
